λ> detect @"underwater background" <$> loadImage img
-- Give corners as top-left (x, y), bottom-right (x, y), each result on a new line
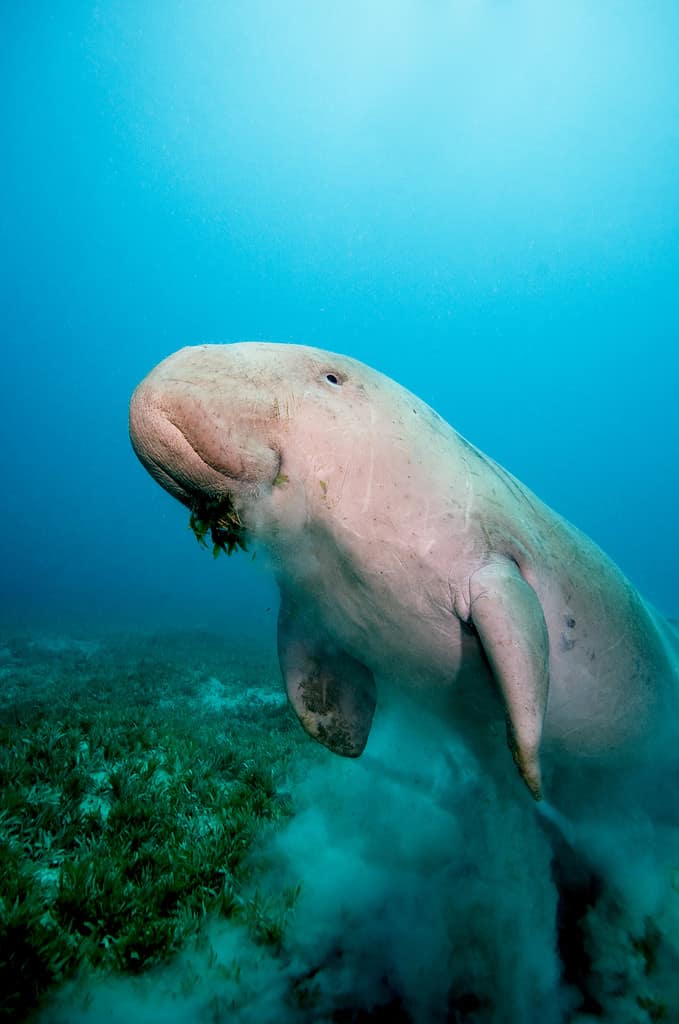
top-left (1, 2), bottom-right (678, 1022)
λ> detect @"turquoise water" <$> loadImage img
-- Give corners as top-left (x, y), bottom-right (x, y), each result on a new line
top-left (2, 0), bottom-right (677, 633)
top-left (2, 3), bottom-right (678, 1022)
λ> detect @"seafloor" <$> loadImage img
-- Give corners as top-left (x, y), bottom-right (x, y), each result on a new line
top-left (0, 628), bottom-right (319, 1021)
top-left (0, 628), bottom-right (676, 1024)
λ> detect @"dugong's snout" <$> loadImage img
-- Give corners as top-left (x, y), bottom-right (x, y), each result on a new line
top-left (129, 382), bottom-right (203, 505)
top-left (129, 347), bottom-right (282, 506)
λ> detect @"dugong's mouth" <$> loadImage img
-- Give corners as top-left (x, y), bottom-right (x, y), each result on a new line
top-left (130, 352), bottom-right (284, 559)
top-left (130, 418), bottom-right (252, 557)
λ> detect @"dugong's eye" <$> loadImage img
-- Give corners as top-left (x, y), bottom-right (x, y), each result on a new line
top-left (324, 372), bottom-right (344, 387)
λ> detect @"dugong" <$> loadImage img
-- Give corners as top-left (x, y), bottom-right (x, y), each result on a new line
top-left (129, 343), bottom-right (679, 801)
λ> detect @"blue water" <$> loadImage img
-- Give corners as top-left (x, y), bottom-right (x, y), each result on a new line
top-left (2, 1), bottom-right (677, 634)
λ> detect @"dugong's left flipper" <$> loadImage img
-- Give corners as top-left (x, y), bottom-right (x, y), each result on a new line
top-left (469, 560), bottom-right (550, 800)
top-left (278, 597), bottom-right (377, 757)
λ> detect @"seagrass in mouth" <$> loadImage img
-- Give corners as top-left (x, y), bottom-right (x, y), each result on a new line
top-left (188, 493), bottom-right (247, 557)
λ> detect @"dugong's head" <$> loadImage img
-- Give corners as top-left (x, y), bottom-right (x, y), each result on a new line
top-left (131, 342), bottom-right (390, 760)
top-left (129, 342), bottom-right (382, 547)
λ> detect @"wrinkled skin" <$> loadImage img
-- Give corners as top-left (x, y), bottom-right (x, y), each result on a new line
top-left (129, 343), bottom-right (679, 801)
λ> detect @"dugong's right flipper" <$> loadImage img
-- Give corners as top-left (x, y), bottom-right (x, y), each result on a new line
top-left (277, 597), bottom-right (376, 757)
top-left (469, 560), bottom-right (550, 800)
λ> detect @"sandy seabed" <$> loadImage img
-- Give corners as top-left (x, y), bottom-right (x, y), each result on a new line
top-left (1, 627), bottom-right (678, 1024)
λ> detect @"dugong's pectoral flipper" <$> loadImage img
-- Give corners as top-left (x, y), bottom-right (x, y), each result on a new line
top-left (469, 560), bottom-right (550, 800)
top-left (277, 597), bottom-right (377, 757)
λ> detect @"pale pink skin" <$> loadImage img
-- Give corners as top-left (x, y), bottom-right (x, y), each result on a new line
top-left (129, 342), bottom-right (679, 800)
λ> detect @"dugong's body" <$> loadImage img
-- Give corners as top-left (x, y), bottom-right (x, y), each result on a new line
top-left (129, 343), bottom-right (679, 800)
